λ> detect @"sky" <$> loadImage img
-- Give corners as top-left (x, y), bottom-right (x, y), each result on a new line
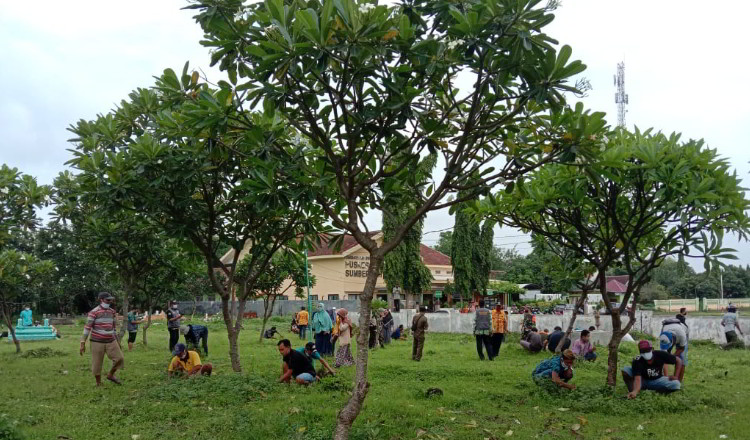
top-left (1, 1), bottom-right (749, 270)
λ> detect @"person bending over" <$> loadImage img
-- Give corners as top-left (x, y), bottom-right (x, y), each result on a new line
top-left (622, 340), bottom-right (681, 399)
top-left (278, 339), bottom-right (317, 385)
top-left (168, 343), bottom-right (212, 378)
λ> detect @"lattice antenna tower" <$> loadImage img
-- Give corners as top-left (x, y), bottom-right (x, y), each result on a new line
top-left (614, 62), bottom-right (628, 127)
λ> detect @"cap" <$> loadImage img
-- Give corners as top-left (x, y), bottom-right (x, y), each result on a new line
top-left (179, 325), bottom-right (190, 335)
top-left (98, 292), bottom-right (114, 301)
top-left (172, 343), bottom-right (186, 356)
top-left (638, 340), bottom-right (654, 360)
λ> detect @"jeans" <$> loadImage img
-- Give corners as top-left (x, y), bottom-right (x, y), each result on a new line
top-left (168, 328), bottom-right (180, 352)
top-left (622, 366), bottom-right (681, 392)
top-left (296, 372), bottom-right (316, 383)
top-left (475, 334), bottom-right (493, 360)
top-left (186, 327), bottom-right (209, 355)
top-left (584, 351), bottom-right (597, 361)
top-left (298, 325), bottom-right (307, 339)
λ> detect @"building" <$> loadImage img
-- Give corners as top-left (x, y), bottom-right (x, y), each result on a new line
top-left (221, 232), bottom-right (453, 310)
top-left (568, 275), bottom-right (629, 305)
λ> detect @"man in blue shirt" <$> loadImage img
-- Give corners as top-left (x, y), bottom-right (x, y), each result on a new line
top-left (297, 342), bottom-right (336, 378)
top-left (180, 324), bottom-right (209, 355)
top-left (20, 306), bottom-right (33, 327)
top-left (532, 349), bottom-right (576, 390)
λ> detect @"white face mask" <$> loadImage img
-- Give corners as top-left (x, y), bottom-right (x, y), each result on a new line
top-left (641, 351), bottom-right (653, 361)
top-left (100, 303), bottom-right (110, 309)
top-left (171, 305), bottom-right (178, 310)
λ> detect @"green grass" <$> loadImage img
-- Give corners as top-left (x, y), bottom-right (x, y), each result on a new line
top-left (2, 319), bottom-right (749, 440)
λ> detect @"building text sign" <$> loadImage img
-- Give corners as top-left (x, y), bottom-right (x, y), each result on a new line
top-left (345, 255), bottom-right (369, 278)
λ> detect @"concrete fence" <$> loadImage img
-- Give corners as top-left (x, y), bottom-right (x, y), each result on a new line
top-left (703, 298), bottom-right (750, 311)
top-left (653, 298), bottom-right (700, 312)
top-left (176, 300), bottom-right (749, 346)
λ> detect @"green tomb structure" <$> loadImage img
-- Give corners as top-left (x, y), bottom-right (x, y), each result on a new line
top-left (7, 309), bottom-right (58, 341)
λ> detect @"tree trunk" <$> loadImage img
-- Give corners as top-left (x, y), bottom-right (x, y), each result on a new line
top-left (221, 296), bottom-right (242, 372)
top-left (142, 297), bottom-right (152, 347)
top-left (606, 292), bottom-right (639, 386)
top-left (333, 254), bottom-right (383, 440)
top-left (117, 279), bottom-right (133, 343)
top-left (556, 292), bottom-right (588, 353)
top-left (1, 305), bottom-right (21, 354)
top-left (259, 294), bottom-right (278, 343)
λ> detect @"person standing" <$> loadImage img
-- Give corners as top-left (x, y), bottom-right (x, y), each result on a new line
top-left (312, 302), bottom-right (333, 356)
top-left (79, 292), bottom-right (124, 386)
top-left (381, 308), bottom-right (394, 345)
top-left (180, 324), bottom-right (209, 355)
top-left (126, 308), bottom-right (145, 351)
top-left (473, 300), bottom-right (493, 361)
top-left (721, 305), bottom-right (744, 346)
top-left (491, 304), bottom-right (507, 357)
top-left (411, 306), bottom-right (429, 361)
top-left (166, 300), bottom-right (182, 352)
top-left (20, 305), bottom-right (33, 327)
top-left (333, 309), bottom-right (354, 368)
top-left (594, 306), bottom-right (601, 329)
top-left (622, 340), bottom-right (682, 398)
top-left (297, 306), bottom-right (309, 340)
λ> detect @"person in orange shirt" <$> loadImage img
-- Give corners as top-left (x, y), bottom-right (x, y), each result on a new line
top-left (491, 304), bottom-right (507, 357)
top-left (297, 307), bottom-right (309, 340)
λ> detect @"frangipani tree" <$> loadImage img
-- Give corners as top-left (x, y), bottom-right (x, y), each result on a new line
top-left (187, 0), bottom-right (604, 435)
top-left (66, 73), bottom-right (327, 372)
top-left (481, 128), bottom-right (750, 385)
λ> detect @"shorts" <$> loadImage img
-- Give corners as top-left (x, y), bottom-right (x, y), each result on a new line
top-left (90, 341), bottom-right (124, 376)
top-left (128, 332), bottom-right (137, 343)
top-left (659, 331), bottom-right (688, 366)
top-left (296, 373), bottom-right (316, 384)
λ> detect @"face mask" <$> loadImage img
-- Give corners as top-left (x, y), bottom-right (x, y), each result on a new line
top-left (101, 303), bottom-right (111, 309)
top-left (641, 351), bottom-right (653, 361)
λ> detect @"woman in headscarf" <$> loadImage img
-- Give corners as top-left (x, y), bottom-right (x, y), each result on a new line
top-left (312, 302), bottom-right (333, 356)
top-left (334, 308), bottom-right (354, 367)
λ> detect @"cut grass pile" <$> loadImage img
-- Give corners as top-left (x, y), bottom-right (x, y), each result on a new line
top-left (1, 318), bottom-right (749, 439)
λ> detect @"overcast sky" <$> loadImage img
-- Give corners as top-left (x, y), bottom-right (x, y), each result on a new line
top-left (2, 1), bottom-right (749, 270)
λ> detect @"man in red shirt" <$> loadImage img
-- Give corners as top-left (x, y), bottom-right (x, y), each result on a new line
top-left (80, 292), bottom-right (124, 386)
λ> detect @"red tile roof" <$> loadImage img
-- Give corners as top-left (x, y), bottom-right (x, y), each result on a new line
top-left (419, 244), bottom-right (452, 265)
top-left (607, 275), bottom-right (630, 286)
top-left (605, 279), bottom-right (628, 294)
top-left (307, 233), bottom-right (452, 266)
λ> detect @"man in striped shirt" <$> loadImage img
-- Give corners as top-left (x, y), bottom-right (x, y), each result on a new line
top-left (80, 292), bottom-right (125, 386)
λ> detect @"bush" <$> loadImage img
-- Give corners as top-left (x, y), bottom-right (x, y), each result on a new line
top-left (0, 414), bottom-right (24, 440)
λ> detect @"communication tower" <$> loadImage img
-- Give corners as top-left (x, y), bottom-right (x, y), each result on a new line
top-left (614, 62), bottom-right (628, 127)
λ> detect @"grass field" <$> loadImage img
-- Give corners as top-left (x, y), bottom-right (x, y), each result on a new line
top-left (2, 317), bottom-right (749, 440)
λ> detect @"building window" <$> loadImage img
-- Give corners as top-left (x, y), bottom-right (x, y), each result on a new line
top-left (435, 270), bottom-right (441, 274)
top-left (278, 296), bottom-right (288, 301)
top-left (310, 295), bottom-right (318, 301)
top-left (349, 294), bottom-right (360, 301)
top-left (447, 271), bottom-right (452, 275)
top-left (328, 294), bottom-right (340, 301)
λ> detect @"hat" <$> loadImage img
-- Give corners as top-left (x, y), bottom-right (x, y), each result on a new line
top-left (638, 340), bottom-right (653, 360)
top-left (98, 292), bottom-right (114, 301)
top-left (179, 325), bottom-right (190, 335)
top-left (172, 343), bottom-right (186, 356)
top-left (561, 349), bottom-right (575, 361)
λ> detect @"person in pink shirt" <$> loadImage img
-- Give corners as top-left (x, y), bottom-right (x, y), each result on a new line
top-left (571, 330), bottom-right (597, 361)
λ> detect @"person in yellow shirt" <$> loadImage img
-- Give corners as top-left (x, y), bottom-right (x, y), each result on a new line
top-left (297, 307), bottom-right (309, 340)
top-left (168, 343), bottom-right (212, 378)
top-left (491, 304), bottom-right (507, 357)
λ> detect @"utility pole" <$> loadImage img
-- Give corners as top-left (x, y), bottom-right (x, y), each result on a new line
top-left (614, 62), bottom-right (629, 128)
top-left (719, 268), bottom-right (724, 302)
